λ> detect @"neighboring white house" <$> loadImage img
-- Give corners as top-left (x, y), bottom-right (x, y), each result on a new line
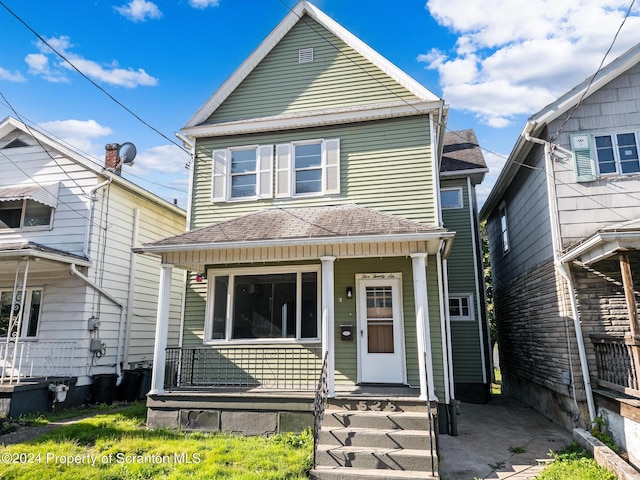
top-left (0, 116), bottom-right (185, 416)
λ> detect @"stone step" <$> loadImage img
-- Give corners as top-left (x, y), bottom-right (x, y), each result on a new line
top-left (309, 466), bottom-right (438, 480)
top-left (320, 426), bottom-right (432, 450)
top-left (315, 445), bottom-right (437, 471)
top-left (322, 409), bottom-right (433, 431)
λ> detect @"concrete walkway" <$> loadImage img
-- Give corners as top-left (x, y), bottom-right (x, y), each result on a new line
top-left (438, 395), bottom-right (573, 480)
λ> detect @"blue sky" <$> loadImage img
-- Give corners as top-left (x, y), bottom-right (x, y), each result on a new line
top-left (1, 0), bottom-right (639, 208)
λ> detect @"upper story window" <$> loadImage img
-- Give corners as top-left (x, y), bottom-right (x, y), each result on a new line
top-left (571, 131), bottom-right (640, 182)
top-left (211, 139), bottom-right (340, 203)
top-left (499, 201), bottom-right (509, 255)
top-left (441, 187), bottom-right (463, 209)
top-left (0, 199), bottom-right (53, 230)
top-left (595, 132), bottom-right (640, 175)
top-left (0, 288), bottom-right (42, 338)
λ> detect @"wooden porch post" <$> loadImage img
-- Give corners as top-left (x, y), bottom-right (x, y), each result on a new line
top-left (150, 263), bottom-right (173, 395)
top-left (411, 253), bottom-right (436, 401)
top-left (321, 256), bottom-right (336, 397)
top-left (619, 252), bottom-right (640, 383)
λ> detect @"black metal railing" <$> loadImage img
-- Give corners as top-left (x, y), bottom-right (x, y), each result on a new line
top-left (424, 351), bottom-right (438, 477)
top-left (164, 346), bottom-right (323, 390)
top-left (312, 351), bottom-right (329, 467)
top-left (591, 334), bottom-right (640, 398)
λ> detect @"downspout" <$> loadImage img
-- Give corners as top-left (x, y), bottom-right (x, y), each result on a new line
top-left (70, 263), bottom-right (125, 385)
top-left (524, 130), bottom-right (596, 423)
top-left (122, 208), bottom-right (140, 369)
top-left (84, 178), bottom-right (112, 260)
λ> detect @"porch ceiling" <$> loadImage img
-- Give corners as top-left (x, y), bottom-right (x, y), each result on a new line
top-left (136, 204), bottom-right (454, 270)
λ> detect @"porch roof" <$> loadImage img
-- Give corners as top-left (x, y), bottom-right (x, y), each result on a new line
top-left (560, 218), bottom-right (640, 265)
top-left (0, 241), bottom-right (91, 271)
top-left (137, 204), bottom-right (453, 269)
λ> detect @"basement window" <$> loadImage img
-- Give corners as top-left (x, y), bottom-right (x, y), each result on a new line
top-left (299, 48), bottom-right (314, 63)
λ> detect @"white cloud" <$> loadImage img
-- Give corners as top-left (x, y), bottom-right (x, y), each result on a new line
top-left (115, 0), bottom-right (162, 22)
top-left (422, 0), bottom-right (640, 127)
top-left (129, 144), bottom-right (190, 175)
top-left (38, 119), bottom-right (114, 155)
top-left (26, 36), bottom-right (158, 88)
top-left (189, 0), bottom-right (220, 8)
top-left (0, 66), bottom-right (26, 82)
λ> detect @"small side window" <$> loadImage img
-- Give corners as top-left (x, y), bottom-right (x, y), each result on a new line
top-left (441, 188), bottom-right (463, 209)
top-left (499, 202), bottom-right (509, 255)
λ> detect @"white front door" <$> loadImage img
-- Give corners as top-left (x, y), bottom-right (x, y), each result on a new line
top-left (357, 274), bottom-right (405, 384)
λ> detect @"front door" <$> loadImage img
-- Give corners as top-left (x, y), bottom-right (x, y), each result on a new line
top-left (357, 274), bottom-right (405, 384)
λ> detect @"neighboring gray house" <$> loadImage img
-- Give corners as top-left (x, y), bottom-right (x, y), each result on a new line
top-left (480, 42), bottom-right (640, 468)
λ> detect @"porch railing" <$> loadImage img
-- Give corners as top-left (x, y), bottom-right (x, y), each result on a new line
top-left (312, 351), bottom-right (329, 467)
top-left (164, 346), bottom-right (323, 390)
top-left (591, 334), bottom-right (640, 398)
top-left (0, 341), bottom-right (78, 385)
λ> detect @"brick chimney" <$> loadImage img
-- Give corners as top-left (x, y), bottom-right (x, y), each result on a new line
top-left (105, 143), bottom-right (121, 175)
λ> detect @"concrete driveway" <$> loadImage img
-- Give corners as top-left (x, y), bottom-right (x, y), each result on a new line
top-left (438, 395), bottom-right (574, 480)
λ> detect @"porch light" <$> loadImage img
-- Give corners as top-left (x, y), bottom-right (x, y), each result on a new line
top-left (346, 286), bottom-right (353, 299)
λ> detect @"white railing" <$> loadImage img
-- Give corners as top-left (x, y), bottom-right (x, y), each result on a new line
top-left (0, 341), bottom-right (78, 385)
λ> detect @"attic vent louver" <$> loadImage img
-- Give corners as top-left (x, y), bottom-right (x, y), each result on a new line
top-left (2, 138), bottom-right (29, 149)
top-left (299, 48), bottom-right (314, 64)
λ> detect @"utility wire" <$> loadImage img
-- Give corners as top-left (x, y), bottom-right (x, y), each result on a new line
top-left (0, 0), bottom-right (188, 155)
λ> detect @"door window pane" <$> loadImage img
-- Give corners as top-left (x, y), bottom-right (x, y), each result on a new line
top-left (366, 286), bottom-right (394, 353)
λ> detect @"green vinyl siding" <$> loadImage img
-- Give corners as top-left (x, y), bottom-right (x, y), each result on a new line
top-left (207, 17), bottom-right (418, 125)
top-left (182, 274), bottom-right (208, 347)
top-left (191, 116), bottom-right (435, 228)
top-left (441, 178), bottom-right (484, 383)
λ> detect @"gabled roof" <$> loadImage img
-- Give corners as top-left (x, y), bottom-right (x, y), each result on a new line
top-left (0, 116), bottom-right (185, 215)
top-left (480, 41), bottom-right (640, 219)
top-left (140, 204), bottom-right (450, 252)
top-left (440, 129), bottom-right (488, 185)
top-left (183, 0), bottom-right (442, 133)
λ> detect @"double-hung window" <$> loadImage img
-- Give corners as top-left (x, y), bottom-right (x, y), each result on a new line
top-left (0, 288), bottom-right (43, 338)
top-left (206, 266), bottom-right (319, 342)
top-left (211, 145), bottom-right (273, 202)
top-left (229, 147), bottom-right (258, 198)
top-left (595, 132), bottom-right (640, 175)
top-left (294, 142), bottom-right (323, 194)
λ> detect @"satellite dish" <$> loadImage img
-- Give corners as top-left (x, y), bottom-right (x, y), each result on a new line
top-left (118, 142), bottom-right (137, 167)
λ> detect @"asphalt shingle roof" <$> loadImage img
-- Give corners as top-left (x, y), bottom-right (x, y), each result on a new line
top-left (145, 204), bottom-right (446, 248)
top-left (441, 129), bottom-right (487, 173)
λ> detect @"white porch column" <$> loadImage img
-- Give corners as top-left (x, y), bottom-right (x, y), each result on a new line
top-left (150, 263), bottom-right (173, 395)
top-left (411, 253), bottom-right (437, 401)
top-left (321, 256), bottom-right (336, 397)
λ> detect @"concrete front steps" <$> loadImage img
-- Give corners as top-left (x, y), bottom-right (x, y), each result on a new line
top-left (310, 397), bottom-right (439, 480)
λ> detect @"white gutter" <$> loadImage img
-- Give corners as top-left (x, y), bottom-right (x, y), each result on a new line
top-left (70, 263), bottom-right (125, 385)
top-left (84, 178), bottom-right (112, 260)
top-left (524, 129), bottom-right (596, 423)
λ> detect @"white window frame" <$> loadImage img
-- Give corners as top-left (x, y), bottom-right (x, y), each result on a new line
top-left (594, 131), bottom-right (640, 176)
top-left (275, 138), bottom-right (340, 198)
top-left (449, 294), bottom-right (474, 321)
top-left (440, 187), bottom-right (463, 209)
top-left (204, 265), bottom-right (321, 344)
top-left (211, 144), bottom-right (273, 202)
top-left (0, 287), bottom-right (43, 338)
top-left (0, 199), bottom-right (53, 231)
top-left (499, 201), bottom-right (510, 255)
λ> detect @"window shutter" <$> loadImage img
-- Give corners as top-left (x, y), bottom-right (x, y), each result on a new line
top-left (570, 134), bottom-right (596, 182)
top-left (211, 149), bottom-right (228, 202)
top-left (324, 138), bottom-right (340, 195)
top-left (257, 145), bottom-right (273, 198)
top-left (275, 143), bottom-right (292, 198)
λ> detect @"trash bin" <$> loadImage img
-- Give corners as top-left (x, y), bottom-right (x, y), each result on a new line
top-left (135, 367), bottom-right (152, 400)
top-left (116, 370), bottom-right (141, 402)
top-left (91, 374), bottom-right (118, 405)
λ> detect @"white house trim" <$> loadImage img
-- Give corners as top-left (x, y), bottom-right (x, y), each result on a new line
top-left (321, 256), bottom-right (336, 397)
top-left (150, 264), bottom-right (173, 395)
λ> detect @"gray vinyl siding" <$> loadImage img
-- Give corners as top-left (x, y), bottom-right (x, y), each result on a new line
top-left (441, 178), bottom-right (483, 383)
top-left (548, 62), bottom-right (640, 246)
top-left (486, 144), bottom-right (553, 286)
top-left (207, 17), bottom-right (418, 125)
top-left (192, 115), bottom-right (435, 227)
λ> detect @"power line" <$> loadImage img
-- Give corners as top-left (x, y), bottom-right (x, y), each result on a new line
top-left (0, 0), bottom-right (189, 155)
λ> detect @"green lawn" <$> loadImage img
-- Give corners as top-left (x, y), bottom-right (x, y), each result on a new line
top-left (537, 443), bottom-right (617, 480)
top-left (1, 403), bottom-right (312, 480)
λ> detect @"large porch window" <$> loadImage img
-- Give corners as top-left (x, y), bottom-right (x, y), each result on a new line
top-left (0, 288), bottom-right (42, 338)
top-left (206, 266), bottom-right (320, 343)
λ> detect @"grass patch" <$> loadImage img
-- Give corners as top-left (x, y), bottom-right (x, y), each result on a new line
top-left (21, 403), bottom-right (123, 428)
top-left (537, 442), bottom-right (616, 480)
top-left (1, 403), bottom-right (312, 479)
